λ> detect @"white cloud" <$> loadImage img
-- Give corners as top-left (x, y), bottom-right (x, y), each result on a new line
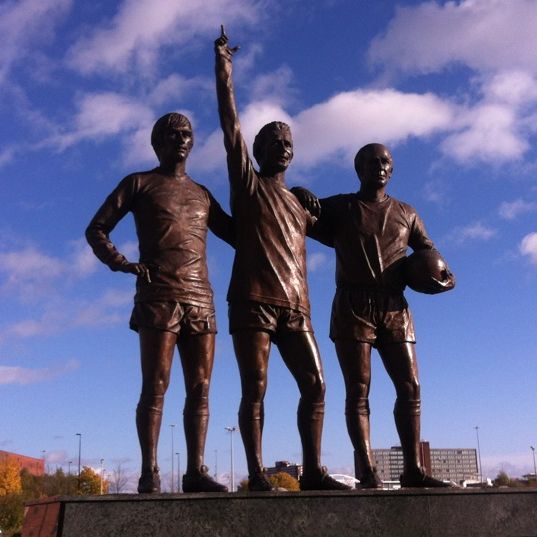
top-left (70, 238), bottom-right (100, 277)
top-left (520, 232), bottom-right (537, 264)
top-left (249, 66), bottom-right (295, 104)
top-left (148, 74), bottom-right (211, 106)
top-left (0, 359), bottom-right (79, 385)
top-left (440, 102), bottom-right (528, 163)
top-left (0, 238), bottom-right (134, 301)
top-left (195, 88), bottom-right (455, 172)
top-left (307, 252), bottom-right (329, 272)
top-left (50, 92), bottom-right (155, 150)
top-left (0, 147), bottom-right (15, 167)
top-left (292, 89), bottom-right (454, 167)
top-left (0, 246), bottom-right (64, 300)
top-left (368, 0), bottom-right (537, 76)
top-left (0, 0), bottom-right (72, 85)
top-left (67, 0), bottom-right (258, 75)
top-left (499, 199), bottom-right (537, 220)
top-left (367, 2), bottom-right (537, 166)
top-left (448, 222), bottom-right (497, 244)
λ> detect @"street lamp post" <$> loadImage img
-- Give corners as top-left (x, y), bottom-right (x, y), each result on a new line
top-left (76, 433), bottom-right (82, 492)
top-left (475, 426), bottom-right (483, 484)
top-left (170, 424), bottom-right (175, 493)
top-left (531, 446), bottom-right (536, 482)
top-left (225, 426), bottom-right (237, 492)
top-left (214, 449), bottom-right (218, 480)
top-left (100, 458), bottom-right (105, 495)
top-left (176, 452), bottom-right (181, 493)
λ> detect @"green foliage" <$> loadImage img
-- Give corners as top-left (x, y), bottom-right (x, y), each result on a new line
top-left (0, 494), bottom-right (25, 537)
top-left (493, 471), bottom-right (510, 487)
top-left (236, 478), bottom-right (250, 492)
top-left (268, 472), bottom-right (300, 491)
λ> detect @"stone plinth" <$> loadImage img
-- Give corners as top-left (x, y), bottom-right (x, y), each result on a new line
top-left (22, 487), bottom-right (537, 537)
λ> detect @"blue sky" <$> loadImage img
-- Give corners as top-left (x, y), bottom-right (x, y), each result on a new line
top-left (1, 0), bottom-right (537, 491)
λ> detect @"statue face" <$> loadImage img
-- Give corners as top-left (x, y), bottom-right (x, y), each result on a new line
top-left (157, 125), bottom-right (193, 165)
top-left (357, 144), bottom-right (393, 190)
top-left (259, 133), bottom-right (293, 173)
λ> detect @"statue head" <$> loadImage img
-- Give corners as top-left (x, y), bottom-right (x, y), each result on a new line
top-left (354, 143), bottom-right (393, 189)
top-left (253, 121), bottom-right (293, 173)
top-left (151, 113), bottom-right (194, 163)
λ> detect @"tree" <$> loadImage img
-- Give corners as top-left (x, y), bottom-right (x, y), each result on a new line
top-left (493, 471), bottom-right (510, 487)
top-left (110, 463), bottom-right (131, 493)
top-left (268, 472), bottom-right (300, 491)
top-left (0, 459), bottom-right (22, 496)
top-left (78, 466), bottom-right (109, 495)
top-left (0, 494), bottom-right (25, 537)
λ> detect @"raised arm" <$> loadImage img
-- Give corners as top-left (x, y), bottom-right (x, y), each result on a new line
top-left (85, 177), bottom-right (151, 282)
top-left (214, 25), bottom-right (256, 189)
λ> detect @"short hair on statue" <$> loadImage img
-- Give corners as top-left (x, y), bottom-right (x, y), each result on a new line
top-left (253, 121), bottom-right (292, 166)
top-left (151, 113), bottom-right (193, 155)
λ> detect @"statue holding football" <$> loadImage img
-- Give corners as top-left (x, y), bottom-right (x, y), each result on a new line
top-left (293, 143), bottom-right (455, 488)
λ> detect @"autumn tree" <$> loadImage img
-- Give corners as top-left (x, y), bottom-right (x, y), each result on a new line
top-left (78, 466), bottom-right (109, 495)
top-left (268, 472), bottom-right (300, 491)
top-left (0, 459), bottom-right (22, 496)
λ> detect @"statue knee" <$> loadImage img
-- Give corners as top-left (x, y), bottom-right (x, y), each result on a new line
top-left (242, 378), bottom-right (267, 403)
top-left (396, 379), bottom-right (420, 401)
top-left (137, 393), bottom-right (164, 415)
top-left (298, 399), bottom-right (325, 421)
top-left (239, 400), bottom-right (263, 420)
top-left (394, 397), bottom-right (421, 417)
top-left (301, 372), bottom-right (325, 404)
top-left (345, 396), bottom-right (370, 417)
top-left (184, 394), bottom-right (209, 417)
top-left (187, 378), bottom-right (210, 400)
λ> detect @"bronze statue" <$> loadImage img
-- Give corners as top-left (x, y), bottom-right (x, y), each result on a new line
top-left (214, 27), bottom-right (350, 492)
top-left (293, 143), bottom-right (455, 488)
top-left (86, 113), bottom-right (232, 493)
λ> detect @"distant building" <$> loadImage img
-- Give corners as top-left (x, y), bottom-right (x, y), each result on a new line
top-left (370, 442), bottom-right (478, 484)
top-left (429, 446), bottom-right (479, 483)
top-left (266, 460), bottom-right (303, 480)
top-left (0, 450), bottom-right (45, 476)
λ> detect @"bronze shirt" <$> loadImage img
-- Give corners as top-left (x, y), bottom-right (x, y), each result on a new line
top-left (86, 169), bottom-right (233, 306)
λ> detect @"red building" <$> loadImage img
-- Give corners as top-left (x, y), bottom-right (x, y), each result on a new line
top-left (0, 450), bottom-right (45, 476)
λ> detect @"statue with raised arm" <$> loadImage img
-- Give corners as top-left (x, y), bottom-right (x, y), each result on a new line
top-left (214, 27), bottom-right (350, 492)
top-left (86, 112), bottom-right (232, 493)
top-left (293, 143), bottom-right (455, 488)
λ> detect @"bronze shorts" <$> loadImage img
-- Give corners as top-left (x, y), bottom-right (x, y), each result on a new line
top-left (229, 301), bottom-right (313, 337)
top-left (130, 301), bottom-right (216, 335)
top-left (329, 288), bottom-right (415, 345)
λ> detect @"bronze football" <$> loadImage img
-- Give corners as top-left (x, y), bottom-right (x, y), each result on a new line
top-left (404, 249), bottom-right (455, 294)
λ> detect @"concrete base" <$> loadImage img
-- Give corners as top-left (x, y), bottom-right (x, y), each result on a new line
top-left (23, 488), bottom-right (537, 537)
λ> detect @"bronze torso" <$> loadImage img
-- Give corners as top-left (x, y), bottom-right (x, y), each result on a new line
top-left (312, 193), bottom-right (434, 293)
top-left (86, 169), bottom-right (231, 306)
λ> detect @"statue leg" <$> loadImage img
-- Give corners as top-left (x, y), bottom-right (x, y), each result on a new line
top-left (278, 331), bottom-right (349, 490)
top-left (137, 328), bottom-right (176, 492)
top-left (378, 342), bottom-right (449, 487)
top-left (334, 339), bottom-right (381, 488)
top-left (178, 332), bottom-right (228, 492)
top-left (377, 342), bottom-right (421, 473)
top-left (278, 331), bottom-right (325, 475)
top-left (232, 330), bottom-right (271, 489)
